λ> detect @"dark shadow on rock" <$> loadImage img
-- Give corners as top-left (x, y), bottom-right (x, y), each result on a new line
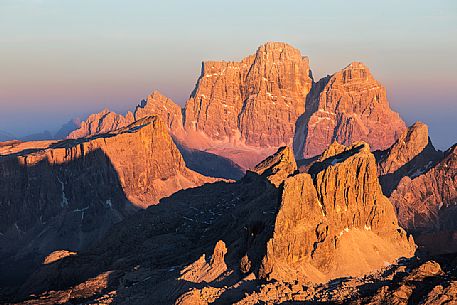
top-left (293, 76), bottom-right (330, 158)
top-left (376, 139), bottom-right (443, 196)
top-left (307, 142), bottom-right (367, 178)
top-left (9, 170), bottom-right (282, 304)
top-left (0, 148), bottom-right (134, 302)
top-left (173, 139), bottom-right (244, 180)
top-left (296, 155), bottom-right (320, 173)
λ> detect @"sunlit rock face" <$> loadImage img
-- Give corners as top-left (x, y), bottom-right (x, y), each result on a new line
top-left (184, 42), bottom-right (313, 148)
top-left (260, 142), bottom-right (415, 283)
top-left (294, 62), bottom-right (406, 159)
top-left (135, 90), bottom-right (185, 135)
top-left (67, 108), bottom-right (135, 139)
top-left (0, 116), bottom-right (215, 274)
top-left (376, 121), bottom-right (443, 195)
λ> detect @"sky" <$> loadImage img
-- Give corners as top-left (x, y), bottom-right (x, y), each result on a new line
top-left (0, 0), bottom-right (456, 149)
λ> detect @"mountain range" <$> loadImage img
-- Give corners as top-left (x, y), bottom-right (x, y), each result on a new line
top-left (0, 42), bottom-right (455, 304)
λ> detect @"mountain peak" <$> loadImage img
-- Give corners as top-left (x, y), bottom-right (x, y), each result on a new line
top-left (294, 59), bottom-right (406, 158)
top-left (251, 146), bottom-right (297, 186)
top-left (256, 41), bottom-right (300, 53)
top-left (345, 61), bottom-right (369, 70)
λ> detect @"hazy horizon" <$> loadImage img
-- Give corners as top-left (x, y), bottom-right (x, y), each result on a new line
top-left (1, 0), bottom-right (456, 149)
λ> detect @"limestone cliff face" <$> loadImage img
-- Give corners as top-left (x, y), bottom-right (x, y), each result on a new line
top-left (389, 144), bottom-right (457, 253)
top-left (0, 116), bottom-right (214, 260)
top-left (261, 142), bottom-right (415, 283)
top-left (184, 42), bottom-right (313, 147)
top-left (294, 62), bottom-right (406, 158)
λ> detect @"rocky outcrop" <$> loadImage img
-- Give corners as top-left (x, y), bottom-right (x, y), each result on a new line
top-left (260, 142), bottom-right (415, 283)
top-left (250, 146), bottom-right (297, 187)
top-left (351, 260), bottom-right (455, 305)
top-left (179, 240), bottom-right (227, 283)
top-left (389, 144), bottom-right (457, 253)
top-left (135, 90), bottom-right (184, 134)
top-left (294, 62), bottom-right (406, 158)
top-left (43, 250), bottom-right (76, 265)
top-left (185, 42), bottom-right (313, 148)
top-left (378, 122), bottom-right (431, 175)
top-left (376, 121), bottom-right (442, 195)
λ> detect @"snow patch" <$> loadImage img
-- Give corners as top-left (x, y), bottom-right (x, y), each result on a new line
top-left (57, 177), bottom-right (69, 208)
top-left (317, 109), bottom-right (336, 116)
top-left (310, 116), bottom-right (331, 128)
top-left (73, 206), bottom-right (90, 220)
top-left (339, 227), bottom-right (350, 237)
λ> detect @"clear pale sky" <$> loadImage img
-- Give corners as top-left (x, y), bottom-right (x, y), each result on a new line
top-left (1, 0), bottom-right (456, 149)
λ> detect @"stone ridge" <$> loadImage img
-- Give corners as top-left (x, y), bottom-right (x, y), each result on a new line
top-left (65, 116), bottom-right (214, 207)
top-left (294, 61), bottom-right (406, 158)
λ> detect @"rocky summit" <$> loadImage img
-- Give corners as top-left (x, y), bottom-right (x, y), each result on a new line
top-left (294, 62), bottom-right (406, 158)
top-left (377, 121), bottom-right (443, 195)
top-left (260, 142), bottom-right (415, 284)
top-left (184, 42), bottom-right (313, 148)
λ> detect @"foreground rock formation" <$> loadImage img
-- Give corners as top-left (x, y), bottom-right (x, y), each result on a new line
top-left (3, 143), bottom-right (417, 304)
top-left (0, 116), bottom-right (214, 290)
top-left (294, 62), bottom-right (406, 158)
top-left (260, 142), bottom-right (415, 283)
